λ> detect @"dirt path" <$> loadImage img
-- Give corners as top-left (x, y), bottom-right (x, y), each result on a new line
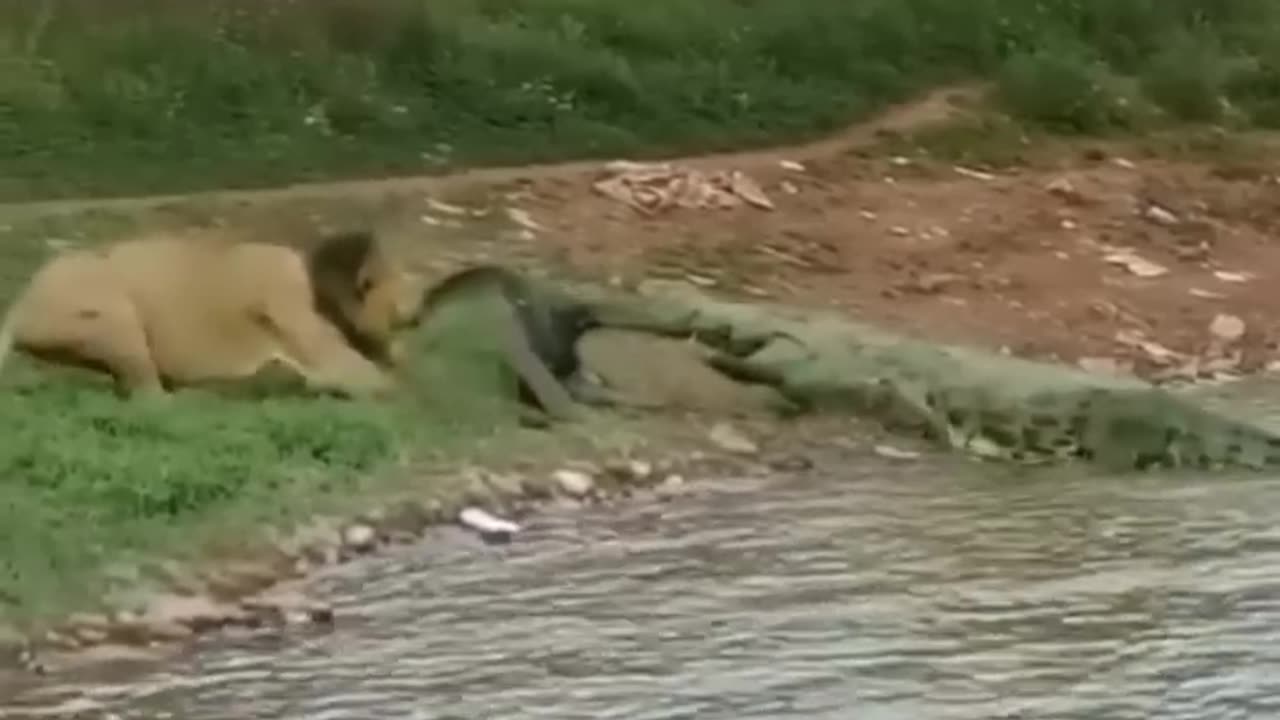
top-left (7, 85), bottom-right (1280, 384)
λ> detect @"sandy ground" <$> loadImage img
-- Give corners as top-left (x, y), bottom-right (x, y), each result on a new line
top-left (9, 86), bottom-right (1280, 384)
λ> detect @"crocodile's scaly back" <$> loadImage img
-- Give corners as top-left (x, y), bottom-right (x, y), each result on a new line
top-left (585, 282), bottom-right (1280, 472)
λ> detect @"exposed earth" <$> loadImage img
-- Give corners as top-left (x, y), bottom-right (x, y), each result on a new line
top-left (7, 86), bottom-right (1280, 386)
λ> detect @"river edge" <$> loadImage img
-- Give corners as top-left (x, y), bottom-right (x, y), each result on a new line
top-left (0, 412), bottom-right (871, 681)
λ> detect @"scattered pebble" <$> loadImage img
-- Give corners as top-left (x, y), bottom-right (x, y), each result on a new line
top-left (425, 197), bottom-right (471, 216)
top-left (873, 445), bottom-right (921, 461)
top-left (1189, 287), bottom-right (1226, 300)
top-left (1142, 204), bottom-right (1180, 226)
top-left (458, 507), bottom-right (522, 544)
top-left (553, 469), bottom-right (595, 498)
top-left (778, 160), bottom-right (806, 172)
top-left (953, 165), bottom-right (996, 181)
top-left (1213, 270), bottom-right (1253, 283)
top-left (655, 474), bottom-right (688, 499)
top-left (1209, 313), bottom-right (1246, 344)
top-left (708, 422), bottom-right (760, 455)
top-left (1103, 251), bottom-right (1168, 278)
top-left (506, 207), bottom-right (545, 232)
top-left (341, 524), bottom-right (378, 554)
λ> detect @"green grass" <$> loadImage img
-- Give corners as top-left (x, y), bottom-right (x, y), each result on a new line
top-left (0, 0), bottom-right (1278, 201)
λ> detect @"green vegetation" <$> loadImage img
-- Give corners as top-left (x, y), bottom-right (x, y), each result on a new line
top-left (0, 0), bottom-right (1279, 201)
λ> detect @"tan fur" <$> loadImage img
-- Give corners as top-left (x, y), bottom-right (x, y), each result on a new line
top-left (0, 228), bottom-right (427, 399)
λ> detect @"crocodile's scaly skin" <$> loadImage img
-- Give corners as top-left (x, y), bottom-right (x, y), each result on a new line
top-left (587, 282), bottom-right (1280, 472)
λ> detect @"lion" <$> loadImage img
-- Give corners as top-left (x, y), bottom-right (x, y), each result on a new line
top-left (0, 227), bottom-right (428, 399)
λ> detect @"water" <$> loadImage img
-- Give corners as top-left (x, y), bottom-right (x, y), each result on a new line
top-left (7, 451), bottom-right (1280, 719)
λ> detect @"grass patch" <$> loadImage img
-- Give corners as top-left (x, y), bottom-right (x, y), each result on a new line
top-left (0, 1), bottom-right (1278, 201)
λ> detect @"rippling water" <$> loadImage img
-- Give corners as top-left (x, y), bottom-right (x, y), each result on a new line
top-left (8, 447), bottom-right (1280, 719)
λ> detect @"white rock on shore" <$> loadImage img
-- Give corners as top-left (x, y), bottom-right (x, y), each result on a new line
top-left (458, 507), bottom-right (522, 543)
top-left (341, 524), bottom-right (378, 554)
top-left (553, 469), bottom-right (596, 498)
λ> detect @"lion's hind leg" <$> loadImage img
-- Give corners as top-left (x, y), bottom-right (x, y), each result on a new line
top-left (16, 296), bottom-right (165, 398)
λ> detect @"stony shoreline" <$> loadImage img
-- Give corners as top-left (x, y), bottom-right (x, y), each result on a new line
top-left (1, 419), bottom-right (806, 677)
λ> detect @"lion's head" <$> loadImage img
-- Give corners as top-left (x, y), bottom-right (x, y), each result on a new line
top-left (307, 229), bottom-right (428, 366)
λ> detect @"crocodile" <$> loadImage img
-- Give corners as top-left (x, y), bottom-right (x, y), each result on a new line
top-left (583, 280), bottom-right (1280, 472)
top-left (407, 264), bottom-right (652, 425)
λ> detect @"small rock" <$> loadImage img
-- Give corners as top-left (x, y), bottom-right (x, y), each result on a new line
top-left (1213, 270), bottom-right (1253, 283)
top-left (553, 469), bottom-right (595, 498)
top-left (1209, 313), bottom-right (1246, 343)
top-left (1113, 157), bottom-right (1136, 170)
top-left (889, 225), bottom-right (911, 237)
top-left (426, 197), bottom-right (471, 216)
top-left (1103, 251), bottom-right (1168, 278)
top-left (506, 207), bottom-right (545, 231)
top-left (891, 155), bottom-right (911, 166)
top-left (341, 524), bottom-right (378, 554)
top-left (626, 459), bottom-right (655, 481)
top-left (708, 422), bottom-right (759, 455)
top-left (1045, 177), bottom-right (1083, 203)
top-left (873, 445), bottom-right (921, 461)
top-left (953, 165), bottom-right (996, 181)
top-left (655, 474), bottom-right (688, 499)
top-left (458, 507), bottom-right (521, 544)
top-left (780, 180), bottom-right (799, 195)
top-left (1189, 287), bottom-right (1226, 300)
top-left (1143, 204), bottom-right (1180, 226)
top-left (778, 159), bottom-right (806, 172)
top-left (605, 458), bottom-right (654, 483)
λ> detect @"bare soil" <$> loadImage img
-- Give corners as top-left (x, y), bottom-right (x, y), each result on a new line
top-left (12, 86), bottom-right (1280, 382)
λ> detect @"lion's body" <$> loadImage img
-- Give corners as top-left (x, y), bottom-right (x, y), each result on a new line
top-left (0, 229), bottom-right (425, 398)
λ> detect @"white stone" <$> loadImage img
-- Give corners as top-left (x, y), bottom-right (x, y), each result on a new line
top-left (341, 524), bottom-right (378, 553)
top-left (708, 423), bottom-right (760, 455)
top-left (553, 469), bottom-right (596, 498)
top-left (458, 507), bottom-right (521, 537)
